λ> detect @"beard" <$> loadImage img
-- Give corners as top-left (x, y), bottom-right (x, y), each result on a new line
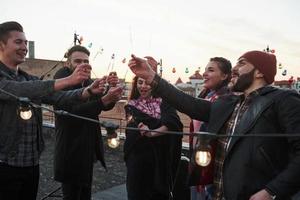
top-left (232, 69), bottom-right (255, 92)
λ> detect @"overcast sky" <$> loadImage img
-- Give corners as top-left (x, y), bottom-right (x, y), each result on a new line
top-left (2, 0), bottom-right (300, 82)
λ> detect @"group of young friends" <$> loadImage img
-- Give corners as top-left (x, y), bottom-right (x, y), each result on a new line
top-left (0, 20), bottom-right (300, 200)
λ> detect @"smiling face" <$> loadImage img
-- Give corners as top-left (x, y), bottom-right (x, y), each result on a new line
top-left (68, 51), bottom-right (89, 71)
top-left (203, 61), bottom-right (228, 90)
top-left (136, 77), bottom-right (152, 98)
top-left (0, 31), bottom-right (28, 68)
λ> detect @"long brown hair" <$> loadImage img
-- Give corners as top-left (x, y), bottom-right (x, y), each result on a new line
top-left (128, 76), bottom-right (158, 100)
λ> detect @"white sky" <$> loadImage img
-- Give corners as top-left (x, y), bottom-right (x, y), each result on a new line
top-left (2, 0), bottom-right (300, 83)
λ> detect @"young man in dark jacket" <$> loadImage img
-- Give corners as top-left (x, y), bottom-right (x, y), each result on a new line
top-left (0, 21), bottom-right (104, 200)
top-left (53, 45), bottom-right (123, 200)
top-left (128, 52), bottom-right (300, 200)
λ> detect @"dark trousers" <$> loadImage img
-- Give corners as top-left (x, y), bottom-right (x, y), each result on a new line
top-left (126, 151), bottom-right (169, 200)
top-left (62, 183), bottom-right (92, 200)
top-left (0, 163), bottom-right (39, 200)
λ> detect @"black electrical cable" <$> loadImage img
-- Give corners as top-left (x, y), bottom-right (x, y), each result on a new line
top-left (1, 87), bottom-right (300, 138)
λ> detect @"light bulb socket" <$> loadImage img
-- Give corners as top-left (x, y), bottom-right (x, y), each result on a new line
top-left (101, 121), bottom-right (119, 136)
top-left (195, 134), bottom-right (212, 151)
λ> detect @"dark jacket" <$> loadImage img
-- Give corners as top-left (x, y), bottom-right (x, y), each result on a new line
top-left (188, 87), bottom-right (230, 187)
top-left (124, 100), bottom-right (183, 199)
top-left (0, 62), bottom-right (83, 159)
top-left (53, 67), bottom-right (114, 185)
top-left (152, 74), bottom-right (300, 200)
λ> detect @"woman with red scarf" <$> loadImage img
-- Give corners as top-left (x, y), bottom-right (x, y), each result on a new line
top-left (124, 74), bottom-right (183, 200)
top-left (189, 57), bottom-right (232, 200)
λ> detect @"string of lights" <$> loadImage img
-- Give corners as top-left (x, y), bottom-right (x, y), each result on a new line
top-left (1, 87), bottom-right (300, 166)
top-left (120, 127), bottom-right (300, 138)
top-left (0, 87), bottom-right (121, 147)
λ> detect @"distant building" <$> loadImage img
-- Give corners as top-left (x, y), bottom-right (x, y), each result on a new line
top-left (18, 40), bottom-right (65, 80)
top-left (274, 80), bottom-right (292, 89)
top-left (274, 77), bottom-right (300, 93)
top-left (175, 77), bottom-right (183, 85)
top-left (19, 58), bottom-right (65, 80)
top-left (294, 78), bottom-right (300, 93)
top-left (175, 70), bottom-right (204, 97)
top-left (28, 41), bottom-right (35, 59)
top-left (189, 70), bottom-right (203, 87)
top-left (175, 82), bottom-right (195, 96)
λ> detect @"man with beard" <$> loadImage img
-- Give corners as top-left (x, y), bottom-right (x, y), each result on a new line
top-left (53, 45), bottom-right (123, 200)
top-left (127, 51), bottom-right (300, 200)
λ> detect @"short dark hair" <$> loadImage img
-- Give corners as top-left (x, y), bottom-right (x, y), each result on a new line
top-left (0, 21), bottom-right (23, 43)
top-left (65, 45), bottom-right (90, 59)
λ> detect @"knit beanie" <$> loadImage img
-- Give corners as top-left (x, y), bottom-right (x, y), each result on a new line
top-left (239, 50), bottom-right (277, 84)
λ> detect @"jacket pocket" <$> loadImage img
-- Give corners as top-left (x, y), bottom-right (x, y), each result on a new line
top-left (259, 146), bottom-right (278, 176)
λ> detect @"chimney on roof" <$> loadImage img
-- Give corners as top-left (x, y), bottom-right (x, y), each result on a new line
top-left (28, 41), bottom-right (35, 59)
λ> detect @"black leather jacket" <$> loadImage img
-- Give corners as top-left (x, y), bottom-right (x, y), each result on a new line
top-left (152, 74), bottom-right (300, 200)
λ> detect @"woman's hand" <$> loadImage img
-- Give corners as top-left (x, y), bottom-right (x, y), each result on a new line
top-left (138, 122), bottom-right (162, 137)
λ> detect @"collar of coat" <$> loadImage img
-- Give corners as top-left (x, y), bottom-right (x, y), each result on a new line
top-left (209, 86), bottom-right (282, 152)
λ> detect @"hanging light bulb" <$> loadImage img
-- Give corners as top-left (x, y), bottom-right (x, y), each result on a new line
top-left (185, 67), bottom-right (189, 73)
top-left (107, 131), bottom-right (120, 148)
top-left (102, 121), bottom-right (120, 148)
top-left (282, 69), bottom-right (287, 76)
top-left (194, 132), bottom-right (214, 167)
top-left (195, 149), bottom-right (212, 167)
top-left (107, 136), bottom-right (120, 148)
top-left (172, 67), bottom-right (176, 73)
top-left (20, 109), bottom-right (32, 120)
top-left (18, 97), bottom-right (32, 120)
top-left (79, 36), bottom-right (84, 44)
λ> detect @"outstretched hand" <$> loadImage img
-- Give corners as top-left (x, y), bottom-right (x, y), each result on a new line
top-left (106, 72), bottom-right (119, 87)
top-left (69, 63), bottom-right (91, 85)
top-left (128, 54), bottom-right (157, 84)
top-left (101, 86), bottom-right (123, 106)
top-left (88, 77), bottom-right (107, 95)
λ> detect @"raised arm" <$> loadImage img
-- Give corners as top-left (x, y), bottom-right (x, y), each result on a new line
top-left (128, 55), bottom-right (211, 122)
top-left (0, 63), bottom-right (91, 100)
